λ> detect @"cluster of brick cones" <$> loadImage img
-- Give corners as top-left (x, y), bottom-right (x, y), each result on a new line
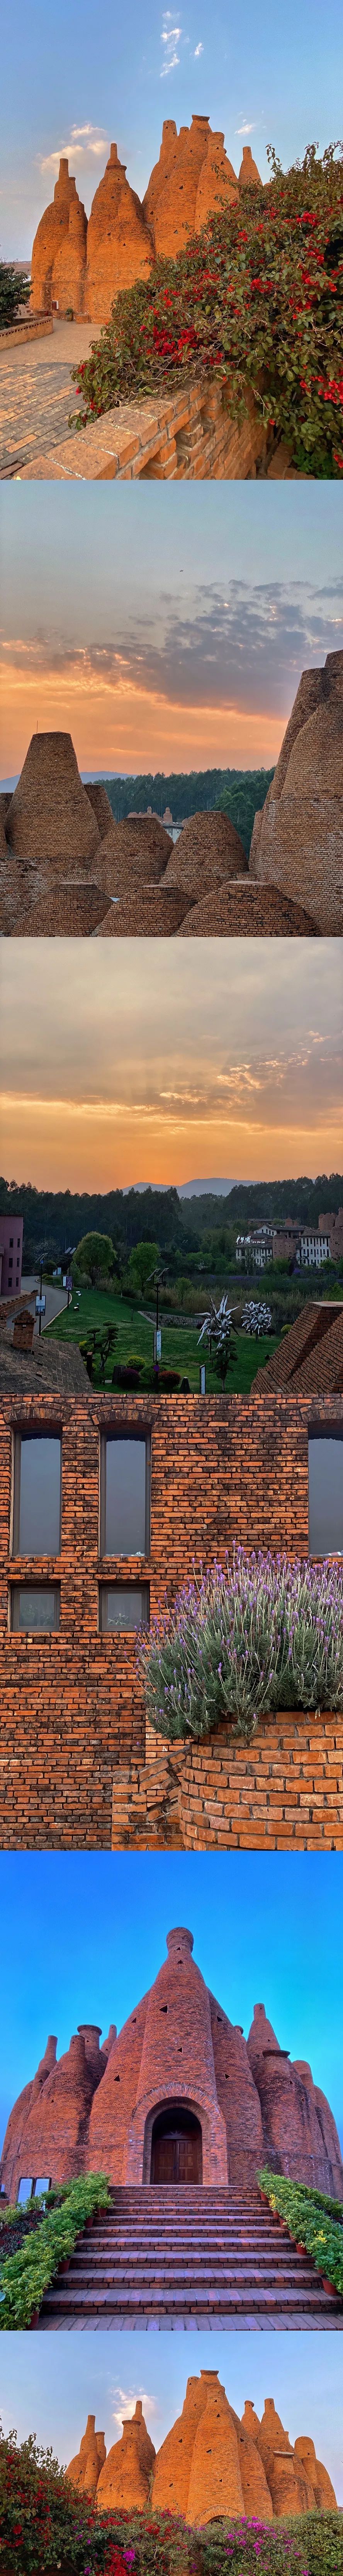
top-left (31, 122), bottom-right (261, 325)
top-left (66, 2380), bottom-right (337, 2521)
top-left (1, 646), bottom-right (342, 936)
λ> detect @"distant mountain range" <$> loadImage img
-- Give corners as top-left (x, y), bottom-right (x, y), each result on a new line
top-left (124, 1180), bottom-right (241, 1198)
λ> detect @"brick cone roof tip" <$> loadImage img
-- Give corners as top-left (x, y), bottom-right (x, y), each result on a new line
top-left (1, 1923), bottom-right (342, 2204)
top-left (5, 733), bottom-right (101, 862)
top-left (67, 2378), bottom-right (337, 2522)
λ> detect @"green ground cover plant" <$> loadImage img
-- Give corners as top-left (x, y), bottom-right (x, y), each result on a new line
top-left (69, 146), bottom-right (343, 476)
top-left (258, 2171), bottom-right (343, 2298)
top-left (138, 1552), bottom-right (343, 1745)
top-left (0, 2175), bottom-right (110, 2331)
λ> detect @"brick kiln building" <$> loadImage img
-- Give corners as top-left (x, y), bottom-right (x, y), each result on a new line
top-left (250, 648), bottom-right (343, 936)
top-left (66, 2385), bottom-right (337, 2520)
top-left (2, 1923), bottom-right (343, 2204)
top-left (0, 1388), bottom-right (342, 1849)
top-left (31, 124), bottom-right (261, 321)
top-left (3, 695), bottom-right (342, 936)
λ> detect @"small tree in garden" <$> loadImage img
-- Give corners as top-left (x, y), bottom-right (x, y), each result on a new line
top-left (73, 1232), bottom-right (117, 1290)
top-left (127, 1240), bottom-right (160, 1296)
top-left (197, 1293), bottom-right (237, 1388)
top-left (0, 262), bottom-right (31, 328)
top-left (241, 1299), bottom-right (272, 1336)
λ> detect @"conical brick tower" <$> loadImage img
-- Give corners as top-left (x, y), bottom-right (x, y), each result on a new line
top-left (294, 2436), bottom-right (337, 2511)
top-left (5, 733), bottom-right (101, 862)
top-left (143, 120), bottom-right (180, 237)
top-left (249, 648), bottom-right (343, 933)
top-left (31, 160), bottom-right (86, 312)
top-left (153, 115), bottom-right (211, 252)
top-left (86, 144), bottom-right (153, 321)
top-left (238, 144), bottom-right (261, 187)
top-left (67, 2415), bottom-right (106, 2496)
top-left (256, 2401), bottom-right (316, 2517)
top-left (195, 132), bottom-right (238, 229)
top-left (53, 191), bottom-right (87, 316)
top-left (97, 2400), bottom-right (156, 2512)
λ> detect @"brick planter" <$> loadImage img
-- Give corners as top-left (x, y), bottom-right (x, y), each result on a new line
top-left (176, 1708), bottom-right (343, 1849)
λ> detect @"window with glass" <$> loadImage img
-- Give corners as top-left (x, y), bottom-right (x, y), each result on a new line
top-left (100, 1434), bottom-right (150, 1557)
top-left (11, 1586), bottom-right (60, 1631)
top-left (99, 1583), bottom-right (149, 1632)
top-left (308, 1428), bottom-right (343, 1555)
top-left (12, 1433), bottom-right (62, 1557)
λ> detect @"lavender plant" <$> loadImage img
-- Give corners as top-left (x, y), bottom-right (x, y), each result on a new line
top-left (137, 1550), bottom-right (343, 1743)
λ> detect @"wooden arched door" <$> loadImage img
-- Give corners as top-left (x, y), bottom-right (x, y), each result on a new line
top-left (150, 2106), bottom-right (202, 2183)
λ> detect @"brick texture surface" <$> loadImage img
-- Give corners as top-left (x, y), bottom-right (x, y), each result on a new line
top-left (0, 1388), bottom-right (342, 1849)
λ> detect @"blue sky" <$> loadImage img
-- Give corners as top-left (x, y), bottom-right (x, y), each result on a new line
top-left (0, 1851), bottom-right (342, 2155)
top-left (1, 2332), bottom-right (343, 2501)
top-left (2, 0), bottom-right (343, 256)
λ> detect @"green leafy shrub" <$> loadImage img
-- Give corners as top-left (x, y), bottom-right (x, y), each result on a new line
top-left (69, 146), bottom-right (343, 476)
top-left (258, 2169), bottom-right (343, 2296)
top-left (137, 1550), bottom-right (343, 1745)
top-left (0, 262), bottom-right (31, 328)
top-left (200, 2519), bottom-right (343, 2574)
top-left (0, 2174), bottom-right (110, 2330)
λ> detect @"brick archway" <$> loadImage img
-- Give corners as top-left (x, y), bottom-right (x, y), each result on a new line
top-left (150, 2102), bottom-right (203, 2183)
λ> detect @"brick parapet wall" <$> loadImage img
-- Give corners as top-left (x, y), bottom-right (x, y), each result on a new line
top-left (0, 315), bottom-right (53, 349)
top-left (0, 1388), bottom-right (341, 1847)
top-left (17, 377), bottom-right (270, 484)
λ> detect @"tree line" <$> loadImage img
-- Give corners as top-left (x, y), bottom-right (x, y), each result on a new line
top-left (0, 1175), bottom-right (341, 1274)
top-left (103, 767), bottom-right (275, 853)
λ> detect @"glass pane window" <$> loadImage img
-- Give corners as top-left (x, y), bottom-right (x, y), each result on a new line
top-left (308, 1432), bottom-right (343, 1555)
top-left (100, 1584), bottom-right (149, 1632)
top-left (14, 1435), bottom-right (61, 1556)
top-left (102, 1435), bottom-right (149, 1556)
top-left (11, 1586), bottom-right (60, 1631)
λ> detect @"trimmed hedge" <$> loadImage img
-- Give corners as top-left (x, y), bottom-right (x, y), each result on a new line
top-left (258, 2169), bottom-right (343, 2297)
top-left (0, 2174), bottom-right (110, 2330)
top-left (69, 146), bottom-right (343, 476)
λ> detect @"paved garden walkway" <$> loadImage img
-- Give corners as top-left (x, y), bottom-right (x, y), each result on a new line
top-left (0, 319), bottom-right (95, 475)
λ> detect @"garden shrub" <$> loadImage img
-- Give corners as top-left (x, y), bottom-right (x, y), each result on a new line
top-left (69, 146), bottom-right (343, 476)
top-left (137, 1550), bottom-right (343, 1744)
top-left (0, 2174), bottom-right (110, 2330)
top-left (258, 2169), bottom-right (343, 2296)
top-left (200, 2518), bottom-right (343, 2575)
top-left (0, 262), bottom-right (31, 329)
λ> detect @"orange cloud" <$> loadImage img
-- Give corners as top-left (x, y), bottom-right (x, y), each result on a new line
top-left (1, 1089), bottom-right (340, 1193)
top-left (0, 661), bottom-right (285, 780)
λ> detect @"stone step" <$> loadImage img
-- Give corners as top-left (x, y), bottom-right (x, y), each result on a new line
top-left (36, 2188), bottom-right (343, 2328)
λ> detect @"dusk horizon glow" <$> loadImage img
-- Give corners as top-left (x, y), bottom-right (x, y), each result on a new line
top-left (0, 939), bottom-right (341, 1192)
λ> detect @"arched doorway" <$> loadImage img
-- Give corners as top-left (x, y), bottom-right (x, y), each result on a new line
top-left (150, 2105), bottom-right (203, 2184)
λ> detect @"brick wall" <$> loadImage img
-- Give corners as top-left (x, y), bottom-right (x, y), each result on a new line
top-left (19, 377), bottom-right (270, 484)
top-left (0, 1388), bottom-right (341, 1848)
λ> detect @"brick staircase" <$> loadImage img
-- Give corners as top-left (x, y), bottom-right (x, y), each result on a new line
top-left (36, 2184), bottom-right (343, 2329)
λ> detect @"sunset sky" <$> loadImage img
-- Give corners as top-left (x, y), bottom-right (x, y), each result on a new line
top-left (0, 938), bottom-right (341, 1191)
top-left (2, 0), bottom-right (342, 258)
top-left (1, 486), bottom-right (343, 784)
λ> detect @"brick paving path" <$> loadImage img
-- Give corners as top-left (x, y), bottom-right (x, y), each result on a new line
top-left (0, 322), bottom-right (94, 475)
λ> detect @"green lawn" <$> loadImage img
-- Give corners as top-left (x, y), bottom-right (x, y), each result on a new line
top-left (46, 1286), bottom-right (279, 1393)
